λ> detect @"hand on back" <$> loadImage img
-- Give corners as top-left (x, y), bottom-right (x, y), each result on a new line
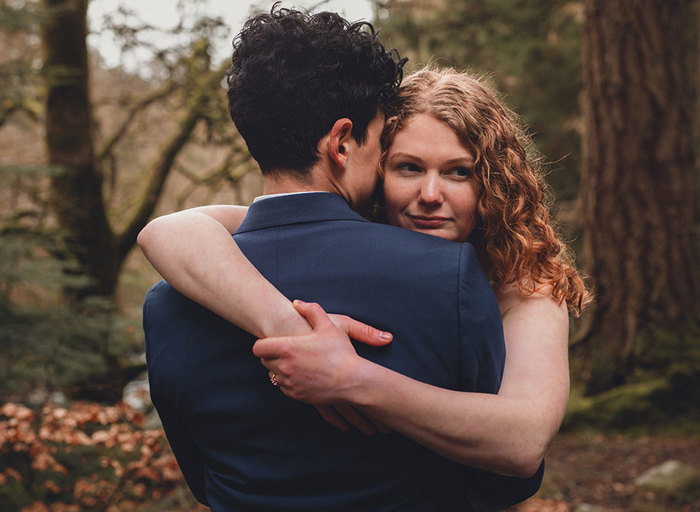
top-left (253, 300), bottom-right (392, 435)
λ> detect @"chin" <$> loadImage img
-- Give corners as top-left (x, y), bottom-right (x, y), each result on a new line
top-left (413, 228), bottom-right (458, 242)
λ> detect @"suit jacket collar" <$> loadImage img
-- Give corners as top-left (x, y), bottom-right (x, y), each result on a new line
top-left (235, 192), bottom-right (369, 233)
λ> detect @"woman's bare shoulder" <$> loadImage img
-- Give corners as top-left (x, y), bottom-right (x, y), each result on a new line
top-left (495, 281), bottom-right (568, 318)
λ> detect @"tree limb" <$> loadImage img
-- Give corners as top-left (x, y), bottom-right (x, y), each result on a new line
top-left (96, 81), bottom-right (180, 162)
top-left (173, 148), bottom-right (253, 209)
top-left (115, 61), bottom-right (233, 259)
top-left (0, 101), bottom-right (41, 128)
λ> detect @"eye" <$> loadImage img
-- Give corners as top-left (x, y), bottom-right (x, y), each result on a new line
top-left (396, 162), bottom-right (423, 174)
top-left (447, 167), bottom-right (472, 179)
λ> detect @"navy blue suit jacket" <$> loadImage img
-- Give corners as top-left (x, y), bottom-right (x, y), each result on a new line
top-left (144, 192), bottom-right (542, 511)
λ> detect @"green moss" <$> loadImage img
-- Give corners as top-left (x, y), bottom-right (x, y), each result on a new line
top-left (634, 321), bottom-right (700, 377)
top-left (563, 368), bottom-right (700, 433)
top-left (629, 505), bottom-right (673, 512)
top-left (0, 478), bottom-right (33, 511)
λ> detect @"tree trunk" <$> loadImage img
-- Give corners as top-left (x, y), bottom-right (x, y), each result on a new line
top-left (40, 1), bottom-right (222, 299)
top-left (41, 0), bottom-right (119, 297)
top-left (580, 0), bottom-right (698, 394)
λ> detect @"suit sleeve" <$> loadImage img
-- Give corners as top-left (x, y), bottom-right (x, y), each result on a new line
top-left (457, 243), bottom-right (505, 393)
top-left (466, 460), bottom-right (545, 509)
top-left (143, 292), bottom-right (208, 506)
top-left (456, 244), bottom-right (544, 506)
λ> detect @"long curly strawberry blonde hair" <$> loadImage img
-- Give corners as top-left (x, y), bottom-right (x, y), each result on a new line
top-left (380, 67), bottom-right (591, 315)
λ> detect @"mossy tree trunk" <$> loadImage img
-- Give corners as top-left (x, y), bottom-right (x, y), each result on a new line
top-left (42, 0), bottom-right (118, 297)
top-left (580, 0), bottom-right (698, 394)
top-left (40, 0), bottom-right (231, 299)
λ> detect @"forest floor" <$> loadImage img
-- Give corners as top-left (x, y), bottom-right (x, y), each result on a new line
top-left (513, 431), bottom-right (699, 512)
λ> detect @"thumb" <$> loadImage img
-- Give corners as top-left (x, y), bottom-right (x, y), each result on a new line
top-left (330, 314), bottom-right (393, 347)
top-left (292, 300), bottom-right (335, 331)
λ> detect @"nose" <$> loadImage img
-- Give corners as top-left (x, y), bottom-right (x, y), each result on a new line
top-left (418, 172), bottom-right (442, 205)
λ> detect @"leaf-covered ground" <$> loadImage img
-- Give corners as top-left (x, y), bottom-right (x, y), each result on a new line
top-left (3, 401), bottom-right (697, 511)
top-left (513, 432), bottom-right (699, 512)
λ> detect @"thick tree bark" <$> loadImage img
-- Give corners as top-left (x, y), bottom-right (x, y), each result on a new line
top-left (42, 0), bottom-right (117, 297)
top-left (40, 0), bottom-right (224, 298)
top-left (581, 0), bottom-right (698, 394)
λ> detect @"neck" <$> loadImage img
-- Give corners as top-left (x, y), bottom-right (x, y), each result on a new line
top-left (262, 174), bottom-right (325, 195)
top-left (262, 165), bottom-right (344, 198)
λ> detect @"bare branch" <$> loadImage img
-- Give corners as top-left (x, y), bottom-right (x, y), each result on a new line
top-left (173, 147), bottom-right (253, 209)
top-left (0, 99), bottom-right (41, 129)
top-left (96, 81), bottom-right (180, 162)
top-left (114, 62), bottom-right (231, 259)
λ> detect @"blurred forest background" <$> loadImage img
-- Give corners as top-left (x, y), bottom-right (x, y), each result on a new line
top-left (0, 0), bottom-right (697, 510)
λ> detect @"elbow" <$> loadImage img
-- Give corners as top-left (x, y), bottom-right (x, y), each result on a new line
top-left (489, 451), bottom-right (544, 479)
top-left (507, 452), bottom-right (545, 479)
top-left (137, 217), bottom-right (165, 253)
top-left (136, 226), bottom-right (149, 251)
top-left (503, 433), bottom-right (549, 478)
top-left (453, 437), bottom-right (547, 478)
top-left (496, 402), bottom-right (566, 477)
top-left (481, 430), bottom-right (547, 478)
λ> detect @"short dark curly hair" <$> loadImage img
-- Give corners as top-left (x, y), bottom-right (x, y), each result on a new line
top-left (226, 5), bottom-right (405, 176)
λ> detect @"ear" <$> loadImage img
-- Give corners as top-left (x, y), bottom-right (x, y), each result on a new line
top-left (327, 118), bottom-right (354, 169)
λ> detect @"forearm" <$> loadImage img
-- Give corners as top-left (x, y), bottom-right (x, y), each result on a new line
top-left (138, 211), bottom-right (310, 337)
top-left (258, 296), bottom-right (569, 476)
top-left (345, 293), bottom-right (569, 477)
top-left (347, 361), bottom-right (553, 477)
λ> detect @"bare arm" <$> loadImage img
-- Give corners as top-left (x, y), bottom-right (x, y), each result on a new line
top-left (139, 209), bottom-right (569, 476)
top-left (138, 207), bottom-right (392, 434)
top-left (359, 288), bottom-right (569, 477)
top-left (138, 205), bottom-right (310, 338)
top-left (254, 290), bottom-right (570, 478)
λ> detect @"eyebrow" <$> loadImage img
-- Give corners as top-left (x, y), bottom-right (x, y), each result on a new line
top-left (388, 152), bottom-right (475, 165)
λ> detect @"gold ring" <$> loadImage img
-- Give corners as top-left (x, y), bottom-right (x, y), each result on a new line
top-left (270, 372), bottom-right (279, 387)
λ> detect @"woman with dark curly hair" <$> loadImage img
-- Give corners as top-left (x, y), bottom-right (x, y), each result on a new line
top-left (139, 65), bottom-right (590, 481)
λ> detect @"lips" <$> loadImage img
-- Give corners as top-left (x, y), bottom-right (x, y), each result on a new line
top-left (408, 215), bottom-right (449, 228)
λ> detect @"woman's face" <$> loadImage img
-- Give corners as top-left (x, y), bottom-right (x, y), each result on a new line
top-left (383, 113), bottom-right (480, 242)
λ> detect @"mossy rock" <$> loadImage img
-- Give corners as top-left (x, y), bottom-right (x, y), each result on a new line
top-left (563, 369), bottom-right (700, 431)
top-left (634, 460), bottom-right (700, 501)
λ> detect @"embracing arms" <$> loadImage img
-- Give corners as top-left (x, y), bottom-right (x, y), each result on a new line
top-left (138, 206), bottom-right (569, 478)
top-left (256, 292), bottom-right (568, 478)
top-left (138, 206), bottom-right (309, 338)
top-left (138, 206), bottom-right (391, 433)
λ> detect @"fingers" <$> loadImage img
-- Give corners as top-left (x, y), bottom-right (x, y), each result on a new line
top-left (252, 337), bottom-right (286, 359)
top-left (334, 405), bottom-right (378, 436)
top-left (291, 300), bottom-right (336, 331)
top-left (315, 406), bottom-right (350, 432)
top-left (315, 404), bottom-right (379, 437)
top-left (332, 315), bottom-right (392, 346)
top-left (371, 419), bottom-right (392, 434)
top-left (294, 300), bottom-right (393, 346)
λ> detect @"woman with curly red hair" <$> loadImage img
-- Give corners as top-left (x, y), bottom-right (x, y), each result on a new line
top-left (139, 66), bottom-right (590, 479)
top-left (381, 67), bottom-right (589, 314)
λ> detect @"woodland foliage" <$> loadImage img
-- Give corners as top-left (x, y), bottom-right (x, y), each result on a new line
top-left (0, 0), bottom-right (260, 401)
top-left (0, 401), bottom-right (201, 511)
top-left (0, 1), bottom-right (697, 510)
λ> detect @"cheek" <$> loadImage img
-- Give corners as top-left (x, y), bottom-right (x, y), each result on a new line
top-left (382, 178), bottom-right (407, 218)
top-left (382, 187), bottom-right (398, 216)
top-left (454, 188), bottom-right (481, 228)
